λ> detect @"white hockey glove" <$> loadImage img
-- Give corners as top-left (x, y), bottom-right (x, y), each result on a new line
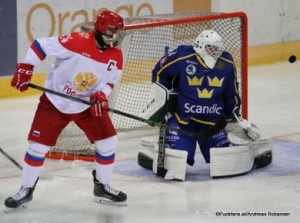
top-left (226, 107), bottom-right (260, 141)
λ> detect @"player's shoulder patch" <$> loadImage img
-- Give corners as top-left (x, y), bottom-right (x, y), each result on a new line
top-left (58, 33), bottom-right (74, 44)
top-left (159, 47), bottom-right (180, 66)
top-left (160, 55), bottom-right (169, 66)
top-left (58, 32), bottom-right (94, 53)
top-left (59, 32), bottom-right (91, 45)
top-left (79, 31), bottom-right (92, 39)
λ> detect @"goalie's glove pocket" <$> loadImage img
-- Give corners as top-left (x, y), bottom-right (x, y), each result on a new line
top-left (226, 107), bottom-right (260, 141)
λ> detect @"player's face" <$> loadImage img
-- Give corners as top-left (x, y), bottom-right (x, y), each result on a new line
top-left (205, 44), bottom-right (223, 59)
top-left (102, 27), bottom-right (122, 46)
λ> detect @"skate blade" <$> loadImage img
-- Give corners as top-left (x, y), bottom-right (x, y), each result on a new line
top-left (3, 203), bottom-right (29, 213)
top-left (93, 197), bottom-right (127, 206)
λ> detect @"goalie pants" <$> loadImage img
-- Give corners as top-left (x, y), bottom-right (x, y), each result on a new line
top-left (28, 93), bottom-right (116, 146)
top-left (165, 116), bottom-right (229, 164)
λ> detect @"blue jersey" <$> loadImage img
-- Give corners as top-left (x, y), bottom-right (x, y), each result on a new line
top-left (152, 45), bottom-right (241, 126)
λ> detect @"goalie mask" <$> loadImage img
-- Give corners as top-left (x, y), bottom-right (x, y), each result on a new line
top-left (94, 10), bottom-right (124, 48)
top-left (193, 30), bottom-right (224, 69)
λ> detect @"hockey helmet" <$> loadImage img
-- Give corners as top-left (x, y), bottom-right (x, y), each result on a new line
top-left (94, 10), bottom-right (124, 47)
top-left (193, 30), bottom-right (224, 69)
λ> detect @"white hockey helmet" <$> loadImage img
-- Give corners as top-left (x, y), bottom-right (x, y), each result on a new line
top-left (193, 30), bottom-right (224, 69)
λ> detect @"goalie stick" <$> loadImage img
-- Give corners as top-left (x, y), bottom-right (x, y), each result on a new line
top-left (156, 45), bottom-right (171, 177)
top-left (157, 126), bottom-right (168, 177)
top-left (0, 147), bottom-right (53, 180)
top-left (28, 83), bottom-right (227, 140)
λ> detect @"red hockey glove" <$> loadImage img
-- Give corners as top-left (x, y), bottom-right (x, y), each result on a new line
top-left (11, 63), bottom-right (34, 92)
top-left (89, 91), bottom-right (109, 117)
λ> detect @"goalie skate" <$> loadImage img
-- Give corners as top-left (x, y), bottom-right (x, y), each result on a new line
top-left (92, 170), bottom-right (127, 206)
top-left (4, 185), bottom-right (36, 213)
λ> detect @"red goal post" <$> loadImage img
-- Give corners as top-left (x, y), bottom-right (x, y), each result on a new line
top-left (47, 11), bottom-right (248, 161)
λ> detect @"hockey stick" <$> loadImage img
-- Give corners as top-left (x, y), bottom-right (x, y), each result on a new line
top-left (156, 127), bottom-right (168, 177)
top-left (0, 147), bottom-right (53, 180)
top-left (28, 83), bottom-right (227, 140)
top-left (156, 46), bottom-right (170, 177)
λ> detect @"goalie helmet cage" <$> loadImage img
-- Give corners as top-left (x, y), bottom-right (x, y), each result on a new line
top-left (46, 11), bottom-right (248, 161)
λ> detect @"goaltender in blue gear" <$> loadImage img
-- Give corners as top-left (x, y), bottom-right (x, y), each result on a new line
top-left (138, 30), bottom-right (272, 180)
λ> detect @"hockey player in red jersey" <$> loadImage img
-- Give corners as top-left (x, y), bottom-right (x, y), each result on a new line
top-left (138, 30), bottom-right (272, 180)
top-left (4, 10), bottom-right (127, 212)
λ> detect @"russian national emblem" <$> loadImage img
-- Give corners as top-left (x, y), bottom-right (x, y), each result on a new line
top-left (73, 72), bottom-right (98, 92)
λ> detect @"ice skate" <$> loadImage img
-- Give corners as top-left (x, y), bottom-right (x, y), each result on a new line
top-left (4, 183), bottom-right (37, 213)
top-left (92, 170), bottom-right (127, 206)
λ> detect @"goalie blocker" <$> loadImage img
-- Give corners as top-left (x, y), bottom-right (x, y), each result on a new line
top-left (140, 82), bottom-right (177, 123)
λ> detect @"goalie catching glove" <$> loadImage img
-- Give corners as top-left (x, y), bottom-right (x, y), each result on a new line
top-left (89, 91), bottom-right (109, 117)
top-left (11, 63), bottom-right (34, 92)
top-left (210, 108), bottom-right (272, 178)
top-left (225, 107), bottom-right (260, 141)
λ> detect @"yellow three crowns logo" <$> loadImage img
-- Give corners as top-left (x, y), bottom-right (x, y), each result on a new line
top-left (187, 76), bottom-right (224, 87)
top-left (73, 72), bottom-right (98, 92)
top-left (197, 88), bottom-right (214, 98)
top-left (187, 76), bottom-right (204, 86)
top-left (186, 76), bottom-right (224, 98)
top-left (208, 77), bottom-right (224, 87)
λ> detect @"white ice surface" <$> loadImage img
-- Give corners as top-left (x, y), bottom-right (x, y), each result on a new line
top-left (0, 62), bottom-right (300, 223)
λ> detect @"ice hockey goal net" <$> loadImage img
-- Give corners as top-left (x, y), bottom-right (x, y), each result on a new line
top-left (47, 11), bottom-right (248, 161)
